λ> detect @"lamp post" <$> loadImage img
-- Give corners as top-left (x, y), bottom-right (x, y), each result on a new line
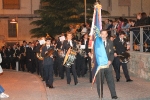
top-left (84, 0), bottom-right (86, 24)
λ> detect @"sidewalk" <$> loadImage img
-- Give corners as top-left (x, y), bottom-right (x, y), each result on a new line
top-left (0, 70), bottom-right (47, 100)
top-left (0, 70), bottom-right (150, 100)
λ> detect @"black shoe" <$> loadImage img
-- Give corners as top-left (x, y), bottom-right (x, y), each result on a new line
top-left (75, 82), bottom-right (78, 85)
top-left (67, 83), bottom-right (70, 85)
top-left (116, 79), bottom-right (120, 82)
top-left (112, 96), bottom-right (118, 99)
top-left (46, 84), bottom-right (49, 87)
top-left (126, 79), bottom-right (133, 82)
top-left (49, 85), bottom-right (54, 88)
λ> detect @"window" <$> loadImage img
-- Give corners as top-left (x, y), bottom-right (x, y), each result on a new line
top-left (8, 20), bottom-right (17, 37)
top-left (3, 0), bottom-right (20, 9)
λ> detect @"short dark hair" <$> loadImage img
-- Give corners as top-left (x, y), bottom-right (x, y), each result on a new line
top-left (100, 30), bottom-right (108, 34)
top-left (45, 38), bottom-right (51, 41)
top-left (119, 31), bottom-right (126, 35)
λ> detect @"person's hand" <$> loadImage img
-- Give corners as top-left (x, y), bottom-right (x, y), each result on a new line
top-left (88, 52), bottom-right (92, 57)
top-left (108, 61), bottom-right (112, 66)
top-left (45, 51), bottom-right (48, 54)
top-left (114, 53), bottom-right (117, 57)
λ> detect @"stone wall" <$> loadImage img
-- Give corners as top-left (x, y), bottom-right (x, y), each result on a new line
top-left (128, 51), bottom-right (150, 81)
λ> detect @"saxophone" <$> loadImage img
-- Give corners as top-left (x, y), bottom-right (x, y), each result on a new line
top-left (36, 52), bottom-right (43, 60)
top-left (36, 45), bottom-right (44, 60)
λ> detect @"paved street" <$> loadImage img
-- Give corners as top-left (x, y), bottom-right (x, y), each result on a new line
top-left (0, 69), bottom-right (150, 100)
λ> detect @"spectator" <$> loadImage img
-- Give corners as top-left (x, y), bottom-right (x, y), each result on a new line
top-left (0, 85), bottom-right (9, 98)
top-left (121, 19), bottom-right (130, 36)
top-left (0, 53), bottom-right (9, 98)
top-left (104, 19), bottom-right (110, 30)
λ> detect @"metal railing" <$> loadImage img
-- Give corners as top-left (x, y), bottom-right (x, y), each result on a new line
top-left (129, 25), bottom-right (150, 52)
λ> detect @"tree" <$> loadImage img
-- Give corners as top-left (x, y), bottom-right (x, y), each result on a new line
top-left (30, 0), bottom-right (110, 38)
top-left (30, 0), bottom-right (80, 38)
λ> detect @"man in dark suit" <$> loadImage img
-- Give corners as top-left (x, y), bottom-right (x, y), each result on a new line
top-left (41, 38), bottom-right (54, 83)
top-left (113, 31), bottom-right (133, 82)
top-left (79, 33), bottom-right (92, 82)
top-left (20, 41), bottom-right (27, 71)
top-left (62, 32), bottom-right (78, 85)
top-left (94, 30), bottom-right (118, 99)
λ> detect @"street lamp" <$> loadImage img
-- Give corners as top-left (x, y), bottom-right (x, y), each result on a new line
top-left (84, 0), bottom-right (86, 24)
top-left (10, 18), bottom-right (17, 23)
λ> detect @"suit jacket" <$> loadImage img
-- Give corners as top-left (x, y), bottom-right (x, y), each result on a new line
top-left (80, 38), bottom-right (90, 55)
top-left (26, 47), bottom-right (36, 61)
top-left (105, 39), bottom-right (114, 62)
top-left (113, 37), bottom-right (127, 55)
top-left (62, 40), bottom-right (76, 53)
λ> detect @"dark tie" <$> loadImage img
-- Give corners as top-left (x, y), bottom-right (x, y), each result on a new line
top-left (103, 41), bottom-right (105, 47)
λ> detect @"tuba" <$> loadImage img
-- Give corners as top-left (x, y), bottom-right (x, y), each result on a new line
top-left (63, 47), bottom-right (77, 68)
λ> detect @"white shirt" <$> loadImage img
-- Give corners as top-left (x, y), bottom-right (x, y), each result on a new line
top-left (68, 40), bottom-right (73, 47)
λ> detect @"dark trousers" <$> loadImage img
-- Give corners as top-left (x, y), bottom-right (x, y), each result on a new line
top-left (112, 57), bottom-right (130, 80)
top-left (96, 66), bottom-right (117, 98)
top-left (87, 57), bottom-right (92, 83)
top-left (11, 57), bottom-right (16, 70)
top-left (53, 59), bottom-right (59, 77)
top-left (58, 57), bottom-right (65, 79)
top-left (6, 57), bottom-right (11, 69)
top-left (38, 60), bottom-right (43, 78)
top-left (65, 63), bottom-right (78, 84)
top-left (76, 54), bottom-right (85, 77)
top-left (35, 58), bottom-right (39, 75)
top-left (20, 55), bottom-right (26, 71)
top-left (44, 65), bottom-right (53, 86)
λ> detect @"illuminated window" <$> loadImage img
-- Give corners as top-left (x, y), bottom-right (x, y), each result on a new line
top-left (8, 20), bottom-right (17, 37)
top-left (3, 0), bottom-right (20, 9)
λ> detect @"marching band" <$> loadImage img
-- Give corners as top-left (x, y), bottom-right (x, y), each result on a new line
top-left (0, 31), bottom-right (93, 87)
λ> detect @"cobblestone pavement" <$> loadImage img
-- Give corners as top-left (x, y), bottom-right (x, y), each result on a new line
top-left (0, 70), bottom-right (150, 100)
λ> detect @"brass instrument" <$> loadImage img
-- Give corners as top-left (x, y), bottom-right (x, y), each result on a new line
top-left (36, 52), bottom-right (43, 60)
top-left (63, 47), bottom-right (77, 68)
top-left (36, 45), bottom-right (44, 60)
top-left (117, 52), bottom-right (130, 63)
top-left (45, 49), bottom-right (54, 58)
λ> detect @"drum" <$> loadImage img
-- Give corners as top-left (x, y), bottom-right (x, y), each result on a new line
top-left (118, 52), bottom-right (130, 63)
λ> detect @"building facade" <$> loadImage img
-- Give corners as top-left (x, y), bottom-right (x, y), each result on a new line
top-left (0, 0), bottom-right (150, 47)
top-left (101, 0), bottom-right (150, 17)
top-left (0, 0), bottom-right (40, 47)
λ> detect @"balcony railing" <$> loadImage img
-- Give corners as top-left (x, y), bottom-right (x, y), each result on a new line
top-left (129, 25), bottom-right (150, 52)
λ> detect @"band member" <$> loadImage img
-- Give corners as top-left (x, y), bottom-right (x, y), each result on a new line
top-left (20, 41), bottom-right (27, 71)
top-left (89, 30), bottom-right (118, 99)
top-left (41, 38), bottom-right (54, 88)
top-left (113, 31), bottom-right (133, 82)
top-left (5, 46), bottom-right (13, 69)
top-left (11, 44), bottom-right (18, 70)
top-left (34, 40), bottom-right (41, 75)
top-left (26, 42), bottom-right (36, 73)
top-left (62, 32), bottom-right (78, 85)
